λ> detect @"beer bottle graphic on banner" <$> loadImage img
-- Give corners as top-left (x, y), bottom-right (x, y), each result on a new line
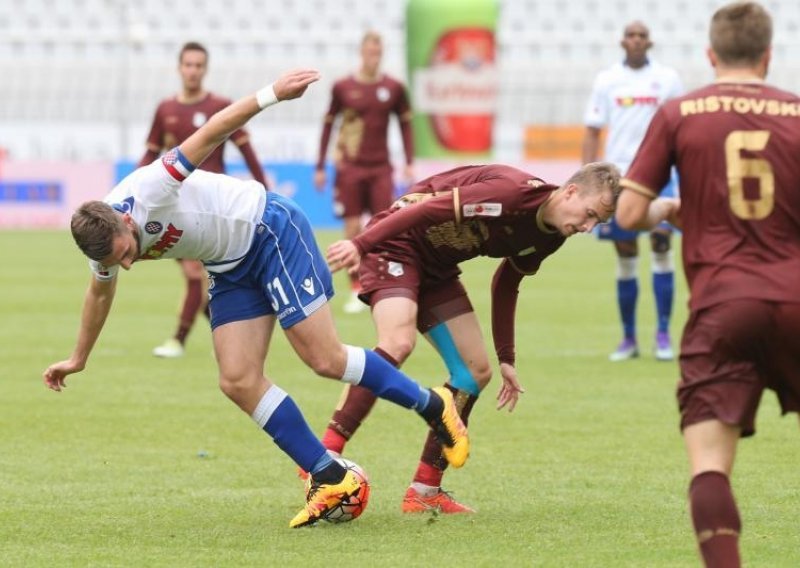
top-left (407, 0), bottom-right (498, 158)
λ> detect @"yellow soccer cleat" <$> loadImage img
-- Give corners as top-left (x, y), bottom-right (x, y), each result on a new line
top-left (289, 469), bottom-right (362, 528)
top-left (428, 386), bottom-right (470, 468)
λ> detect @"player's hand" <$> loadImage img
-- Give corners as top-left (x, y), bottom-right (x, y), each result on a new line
top-left (327, 240), bottom-right (360, 274)
top-left (273, 69), bottom-right (321, 101)
top-left (43, 359), bottom-right (85, 392)
top-left (313, 169), bottom-right (327, 192)
top-left (661, 197), bottom-right (682, 229)
top-left (496, 362), bottom-right (525, 412)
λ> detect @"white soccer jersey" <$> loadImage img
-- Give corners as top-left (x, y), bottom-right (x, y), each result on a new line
top-left (583, 60), bottom-right (683, 171)
top-left (90, 151), bottom-right (266, 280)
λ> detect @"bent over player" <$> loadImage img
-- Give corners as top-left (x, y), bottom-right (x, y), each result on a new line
top-left (42, 69), bottom-right (468, 528)
top-left (320, 161), bottom-right (620, 512)
top-left (617, 2), bottom-right (800, 566)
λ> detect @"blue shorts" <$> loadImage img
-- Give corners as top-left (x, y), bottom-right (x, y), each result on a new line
top-left (207, 193), bottom-right (334, 330)
top-left (599, 174), bottom-right (678, 241)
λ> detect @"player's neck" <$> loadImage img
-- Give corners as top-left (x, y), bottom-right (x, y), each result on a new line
top-left (356, 68), bottom-right (381, 83)
top-left (624, 57), bottom-right (648, 70)
top-left (178, 89), bottom-right (208, 104)
top-left (715, 68), bottom-right (765, 83)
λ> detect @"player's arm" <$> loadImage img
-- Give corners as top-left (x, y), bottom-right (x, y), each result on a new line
top-left (231, 132), bottom-right (268, 187)
top-left (581, 126), bottom-right (603, 164)
top-left (42, 275), bottom-right (118, 392)
top-left (491, 259), bottom-right (530, 412)
top-left (616, 108), bottom-right (681, 230)
top-left (178, 69), bottom-right (319, 172)
top-left (314, 85), bottom-right (342, 190)
top-left (138, 105), bottom-right (165, 167)
top-left (397, 85), bottom-right (415, 183)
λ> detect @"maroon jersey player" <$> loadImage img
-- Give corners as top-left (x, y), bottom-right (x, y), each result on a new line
top-left (319, 162), bottom-right (620, 513)
top-left (141, 42), bottom-right (267, 359)
top-left (616, 3), bottom-right (800, 567)
top-left (315, 31), bottom-right (414, 313)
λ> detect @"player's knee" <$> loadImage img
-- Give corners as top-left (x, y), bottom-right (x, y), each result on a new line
top-left (615, 239), bottom-right (638, 258)
top-left (472, 363), bottom-right (492, 390)
top-left (650, 230), bottom-right (671, 253)
top-left (378, 337), bottom-right (415, 365)
top-left (218, 370), bottom-right (259, 405)
top-left (303, 348), bottom-right (345, 379)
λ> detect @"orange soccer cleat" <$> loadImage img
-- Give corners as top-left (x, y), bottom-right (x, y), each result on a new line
top-left (401, 487), bottom-right (475, 514)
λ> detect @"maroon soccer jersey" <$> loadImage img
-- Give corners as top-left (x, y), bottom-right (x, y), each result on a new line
top-left (317, 74), bottom-right (413, 167)
top-left (143, 93), bottom-right (249, 174)
top-left (353, 164), bottom-right (566, 277)
top-left (623, 81), bottom-right (800, 310)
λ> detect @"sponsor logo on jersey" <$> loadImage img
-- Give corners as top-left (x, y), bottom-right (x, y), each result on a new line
top-left (139, 223), bottom-right (183, 260)
top-left (376, 86), bottom-right (391, 102)
top-left (301, 277), bottom-right (315, 295)
top-left (615, 96), bottom-right (659, 107)
top-left (387, 261), bottom-right (404, 277)
top-left (145, 221), bottom-right (163, 234)
top-left (463, 203), bottom-right (502, 217)
top-left (278, 306), bottom-right (297, 320)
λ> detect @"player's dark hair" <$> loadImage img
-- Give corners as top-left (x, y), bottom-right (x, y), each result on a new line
top-left (567, 162), bottom-right (622, 209)
top-left (179, 41), bottom-right (208, 63)
top-left (710, 2), bottom-right (771, 66)
top-left (71, 201), bottom-right (126, 261)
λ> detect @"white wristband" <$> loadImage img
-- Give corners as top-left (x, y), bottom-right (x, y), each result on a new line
top-left (256, 84), bottom-right (279, 109)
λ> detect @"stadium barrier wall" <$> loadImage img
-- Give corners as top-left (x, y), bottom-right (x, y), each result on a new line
top-left (0, 159), bottom-right (579, 230)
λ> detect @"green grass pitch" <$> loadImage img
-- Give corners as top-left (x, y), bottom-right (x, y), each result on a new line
top-left (1, 230), bottom-right (798, 567)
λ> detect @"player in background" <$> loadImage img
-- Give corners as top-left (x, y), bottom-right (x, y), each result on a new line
top-left (42, 69), bottom-right (469, 528)
top-left (314, 30), bottom-right (414, 314)
top-left (582, 22), bottom-right (684, 362)
top-left (142, 41), bottom-right (268, 358)
top-left (616, 3), bottom-right (800, 566)
top-left (321, 161), bottom-right (621, 513)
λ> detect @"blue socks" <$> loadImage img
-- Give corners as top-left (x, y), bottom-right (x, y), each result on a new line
top-left (653, 271), bottom-right (674, 333)
top-left (251, 386), bottom-right (327, 473)
top-left (343, 346), bottom-right (431, 411)
top-left (617, 278), bottom-right (638, 339)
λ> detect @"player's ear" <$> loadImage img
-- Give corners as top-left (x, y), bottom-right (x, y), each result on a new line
top-left (122, 213), bottom-right (135, 230)
top-left (706, 47), bottom-right (718, 68)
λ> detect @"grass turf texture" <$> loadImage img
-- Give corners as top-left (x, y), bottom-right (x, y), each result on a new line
top-left (1, 229), bottom-right (798, 567)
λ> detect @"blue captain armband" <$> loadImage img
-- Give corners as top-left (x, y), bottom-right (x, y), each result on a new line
top-left (161, 147), bottom-right (197, 181)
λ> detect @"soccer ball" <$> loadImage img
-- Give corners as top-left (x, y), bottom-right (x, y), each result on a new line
top-left (307, 457), bottom-right (371, 524)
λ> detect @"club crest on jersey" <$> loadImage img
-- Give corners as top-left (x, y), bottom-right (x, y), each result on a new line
top-left (192, 112), bottom-right (207, 128)
top-left (387, 261), bottom-right (404, 277)
top-left (301, 277), bottom-right (315, 295)
top-left (463, 203), bottom-right (502, 217)
top-left (139, 223), bottom-right (183, 260)
top-left (145, 221), bottom-right (163, 234)
top-left (376, 86), bottom-right (390, 102)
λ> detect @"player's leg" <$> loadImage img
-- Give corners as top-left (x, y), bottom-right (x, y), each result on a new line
top-left (207, 261), bottom-right (357, 529)
top-left (677, 300), bottom-right (776, 566)
top-left (265, 191), bottom-right (467, 469)
top-left (337, 166), bottom-right (369, 314)
top-left (320, 293), bottom-right (419, 456)
top-left (610, 236), bottom-right (640, 361)
top-left (650, 226), bottom-right (675, 361)
top-left (403, 293), bottom-right (488, 514)
top-left (286, 303), bottom-right (468, 469)
top-left (683, 420), bottom-right (742, 568)
top-left (153, 259), bottom-right (207, 357)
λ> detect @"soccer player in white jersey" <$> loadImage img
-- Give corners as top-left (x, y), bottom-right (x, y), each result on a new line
top-left (42, 69), bottom-right (469, 529)
top-left (582, 21), bottom-right (684, 362)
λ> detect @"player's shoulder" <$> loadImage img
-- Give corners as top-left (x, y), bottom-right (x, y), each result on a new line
top-left (380, 73), bottom-right (406, 88)
top-left (594, 61), bottom-right (626, 82)
top-left (205, 92), bottom-right (233, 108)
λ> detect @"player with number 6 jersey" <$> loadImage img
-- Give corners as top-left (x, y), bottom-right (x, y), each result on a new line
top-left (617, 3), bottom-right (800, 566)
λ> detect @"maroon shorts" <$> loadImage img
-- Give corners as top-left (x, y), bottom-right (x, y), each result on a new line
top-left (333, 163), bottom-right (394, 219)
top-left (358, 251), bottom-right (472, 333)
top-left (678, 299), bottom-right (800, 437)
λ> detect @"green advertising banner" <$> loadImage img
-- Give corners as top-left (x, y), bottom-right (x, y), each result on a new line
top-left (406, 0), bottom-right (499, 159)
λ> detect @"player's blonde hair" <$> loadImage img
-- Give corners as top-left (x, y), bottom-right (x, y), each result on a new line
top-left (361, 30), bottom-right (382, 46)
top-left (710, 2), bottom-right (771, 66)
top-left (566, 162), bottom-right (622, 209)
top-left (71, 201), bottom-right (126, 261)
